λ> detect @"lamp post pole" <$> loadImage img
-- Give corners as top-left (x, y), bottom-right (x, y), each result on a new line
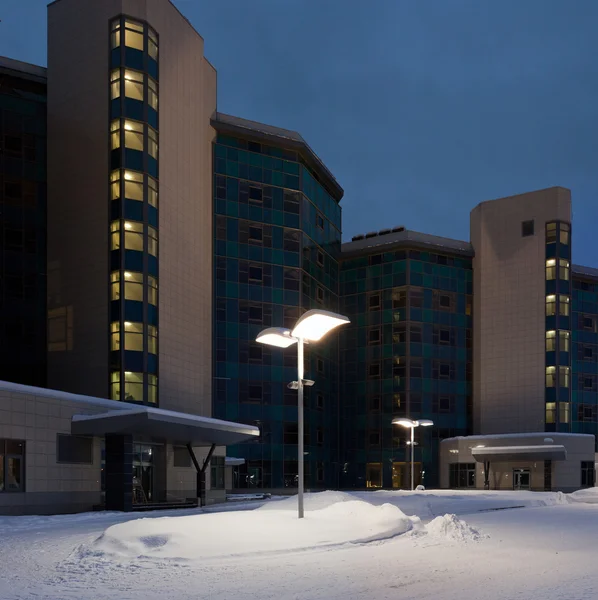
top-left (297, 337), bottom-right (305, 519)
top-left (410, 425), bottom-right (415, 492)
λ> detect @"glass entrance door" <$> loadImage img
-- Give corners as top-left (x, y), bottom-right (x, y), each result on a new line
top-left (133, 444), bottom-right (155, 503)
top-left (513, 468), bottom-right (531, 491)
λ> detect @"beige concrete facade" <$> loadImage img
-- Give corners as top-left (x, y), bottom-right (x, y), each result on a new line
top-left (470, 187), bottom-right (572, 434)
top-left (440, 433), bottom-right (594, 492)
top-left (47, 0), bottom-right (216, 415)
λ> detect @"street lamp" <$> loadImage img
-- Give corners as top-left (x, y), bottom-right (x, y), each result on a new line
top-left (392, 417), bottom-right (434, 491)
top-left (257, 309), bottom-right (350, 518)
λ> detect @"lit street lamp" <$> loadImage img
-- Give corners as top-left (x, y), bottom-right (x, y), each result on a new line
top-left (257, 309), bottom-right (350, 518)
top-left (392, 417), bottom-right (434, 491)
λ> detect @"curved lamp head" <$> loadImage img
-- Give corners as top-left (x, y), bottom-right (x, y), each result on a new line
top-left (256, 327), bottom-right (297, 348)
top-left (418, 419), bottom-right (434, 427)
top-left (392, 418), bottom-right (416, 428)
top-left (291, 309), bottom-right (350, 342)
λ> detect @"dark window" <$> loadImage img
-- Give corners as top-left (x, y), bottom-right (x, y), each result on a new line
top-left (410, 361), bottom-right (423, 378)
top-left (439, 329), bottom-right (450, 344)
top-left (581, 461), bottom-right (595, 487)
top-left (284, 423), bottom-right (299, 445)
top-left (317, 358), bottom-right (324, 374)
top-left (316, 428), bottom-right (324, 445)
top-left (283, 230), bottom-right (300, 252)
top-left (173, 446), bottom-right (191, 468)
top-left (249, 186), bottom-right (263, 203)
top-left (449, 463), bottom-right (476, 488)
top-left (369, 328), bottom-right (381, 345)
top-left (584, 317), bottom-right (594, 330)
top-left (316, 251), bottom-right (324, 267)
top-left (316, 214), bottom-right (324, 229)
top-left (584, 378), bottom-right (593, 390)
top-left (248, 385), bottom-right (262, 402)
top-left (369, 294), bottom-right (381, 311)
top-left (439, 295), bottom-right (451, 309)
top-left (0, 439), bottom-right (25, 492)
top-left (210, 456), bottom-right (225, 490)
top-left (316, 286), bottom-right (324, 303)
top-left (4, 182), bottom-right (22, 199)
top-left (316, 463), bottom-right (324, 483)
top-left (57, 434), bottom-right (93, 464)
top-left (368, 363), bottom-right (381, 378)
top-left (316, 394), bottom-right (324, 410)
top-left (410, 326), bottom-right (422, 343)
top-left (439, 363), bottom-right (451, 379)
top-left (248, 226), bottom-right (263, 243)
top-left (249, 265), bottom-right (263, 282)
top-left (368, 431), bottom-right (380, 447)
top-left (248, 305), bottom-right (263, 322)
top-left (369, 396), bottom-right (381, 412)
top-left (522, 220), bottom-right (534, 237)
top-left (249, 345), bottom-right (263, 362)
top-left (584, 347), bottom-right (593, 360)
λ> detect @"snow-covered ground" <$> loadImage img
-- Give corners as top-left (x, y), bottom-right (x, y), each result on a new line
top-left (1, 489), bottom-right (597, 599)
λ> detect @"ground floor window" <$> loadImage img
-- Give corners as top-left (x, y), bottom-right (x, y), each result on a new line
top-left (211, 456), bottom-right (225, 490)
top-left (0, 439), bottom-right (25, 492)
top-left (581, 461), bottom-right (595, 487)
top-left (366, 462), bottom-right (383, 488)
top-left (449, 463), bottom-right (476, 488)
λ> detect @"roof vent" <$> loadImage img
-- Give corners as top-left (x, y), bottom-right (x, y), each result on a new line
top-left (365, 231), bottom-right (378, 239)
top-left (391, 226), bottom-right (405, 233)
top-left (378, 228), bottom-right (392, 236)
top-left (351, 234), bottom-right (365, 242)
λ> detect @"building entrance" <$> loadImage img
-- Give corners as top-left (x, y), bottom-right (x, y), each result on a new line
top-left (513, 468), bottom-right (531, 491)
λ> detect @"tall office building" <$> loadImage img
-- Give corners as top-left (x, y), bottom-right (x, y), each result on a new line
top-left (46, 0), bottom-right (216, 414)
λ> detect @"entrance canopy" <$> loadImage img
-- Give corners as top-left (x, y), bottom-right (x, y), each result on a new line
top-left (72, 406), bottom-right (259, 446)
top-left (471, 445), bottom-right (567, 463)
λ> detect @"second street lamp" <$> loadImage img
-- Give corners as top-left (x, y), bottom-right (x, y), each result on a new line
top-left (392, 417), bottom-right (434, 491)
top-left (257, 309), bottom-right (349, 519)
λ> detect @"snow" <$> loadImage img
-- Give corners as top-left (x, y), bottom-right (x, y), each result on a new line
top-left (1, 488), bottom-right (598, 599)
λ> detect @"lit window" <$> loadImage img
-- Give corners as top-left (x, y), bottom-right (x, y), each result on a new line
top-left (149, 275), bottom-right (158, 306)
top-left (560, 330), bottom-right (570, 353)
top-left (560, 223), bottom-right (570, 245)
top-left (148, 77), bottom-right (158, 110)
top-left (111, 19), bottom-right (121, 49)
top-left (124, 120), bottom-right (144, 151)
top-left (546, 222), bottom-right (557, 244)
top-left (112, 270), bottom-right (144, 302)
top-left (148, 226), bottom-right (158, 256)
top-left (546, 330), bottom-right (556, 352)
top-left (559, 259), bottom-right (570, 281)
top-left (123, 69), bottom-right (144, 101)
top-left (546, 366), bottom-right (556, 388)
top-left (560, 366), bottom-right (570, 388)
top-left (110, 371), bottom-right (120, 400)
top-left (123, 371), bottom-right (143, 402)
top-left (546, 295), bottom-right (556, 316)
top-left (110, 119), bottom-right (121, 150)
top-left (148, 126), bottom-right (158, 159)
top-left (124, 19), bottom-right (144, 51)
top-left (148, 28), bottom-right (158, 61)
top-left (110, 169), bottom-right (120, 200)
top-left (559, 295), bottom-right (570, 316)
top-left (560, 402), bottom-right (570, 424)
top-left (110, 321), bottom-right (120, 351)
top-left (124, 170), bottom-right (144, 201)
top-left (148, 324), bottom-right (157, 354)
top-left (110, 69), bottom-right (121, 99)
top-left (545, 259), bottom-right (556, 280)
top-left (110, 220), bottom-right (121, 250)
top-left (123, 321), bottom-right (143, 351)
top-left (545, 402), bottom-right (556, 424)
top-left (124, 221), bottom-right (144, 251)
top-left (148, 374), bottom-right (158, 404)
top-left (148, 176), bottom-right (158, 208)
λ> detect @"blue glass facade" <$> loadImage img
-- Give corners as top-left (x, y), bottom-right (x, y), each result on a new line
top-left (339, 247), bottom-right (472, 489)
top-left (212, 130), bottom-right (342, 489)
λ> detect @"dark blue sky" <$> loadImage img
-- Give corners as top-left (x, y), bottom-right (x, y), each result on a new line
top-left (2, 0), bottom-right (597, 264)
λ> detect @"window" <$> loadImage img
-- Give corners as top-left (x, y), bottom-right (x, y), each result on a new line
top-left (369, 328), bottom-right (381, 345)
top-left (449, 463), bottom-right (476, 488)
top-left (283, 230), bottom-right (300, 252)
top-left (439, 363), bottom-right (450, 379)
top-left (110, 119), bottom-right (121, 150)
top-left (317, 358), bottom-right (324, 374)
top-left (316, 251), bottom-right (324, 267)
top-left (148, 77), bottom-right (158, 110)
top-left (584, 347), bottom-right (593, 360)
top-left (545, 402), bottom-right (556, 424)
top-left (110, 69), bottom-right (121, 99)
top-left (0, 440), bottom-right (25, 492)
top-left (123, 321), bottom-right (143, 352)
top-left (57, 434), bottom-right (93, 464)
top-left (111, 18), bottom-right (121, 49)
top-left (124, 170), bottom-right (144, 201)
top-left (546, 259), bottom-right (556, 280)
top-left (560, 366), bottom-right (570, 388)
top-left (111, 371), bottom-right (144, 402)
top-left (369, 396), bottom-right (381, 412)
top-left (368, 363), bottom-right (380, 378)
top-left (249, 265), bottom-right (263, 282)
top-left (558, 259), bottom-right (570, 281)
top-left (148, 275), bottom-right (158, 306)
top-left (148, 325), bottom-right (158, 354)
top-left (248, 305), bottom-right (262, 323)
top-left (584, 377), bottom-right (594, 390)
top-left (283, 423), bottom-right (298, 445)
top-left (148, 126), bottom-right (158, 159)
top-left (316, 213), bottom-right (324, 229)
top-left (366, 463), bottom-right (383, 488)
top-left (122, 120), bottom-right (144, 151)
top-left (546, 330), bottom-right (556, 352)
top-left (111, 271), bottom-right (143, 302)
top-left (316, 394), bottom-right (324, 410)
top-left (560, 402), bottom-right (570, 424)
top-left (249, 345), bottom-right (262, 362)
top-left (148, 226), bottom-right (158, 256)
top-left (546, 222), bottom-right (557, 243)
top-left (316, 286), bottom-right (324, 304)
top-left (368, 431), bottom-right (380, 447)
top-left (248, 226), bottom-right (263, 244)
top-left (583, 316), bottom-right (594, 331)
top-left (369, 294), bottom-right (380, 311)
top-left (439, 329), bottom-right (450, 345)
top-left (148, 27), bottom-right (158, 61)
top-left (249, 186), bottom-right (262, 203)
top-left (110, 321), bottom-right (121, 351)
top-left (173, 446), bottom-right (191, 468)
top-left (148, 176), bottom-right (158, 208)
top-left (316, 428), bottom-right (324, 445)
top-left (148, 374), bottom-right (158, 404)
top-left (124, 18), bottom-right (144, 51)
top-left (560, 223), bottom-right (570, 245)
top-left (210, 456), bottom-right (225, 490)
top-left (439, 294), bottom-right (451, 309)
top-left (559, 295), bottom-right (570, 316)
top-left (546, 295), bottom-right (556, 316)
top-left (123, 69), bottom-right (144, 101)
top-left (581, 461), bottom-right (595, 487)
top-left (521, 220), bottom-right (534, 237)
top-left (560, 330), bottom-right (570, 353)
top-left (316, 463), bottom-right (324, 484)
top-left (546, 366), bottom-right (556, 388)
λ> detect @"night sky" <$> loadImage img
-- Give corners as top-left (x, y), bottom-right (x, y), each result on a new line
top-left (2, 0), bottom-right (597, 264)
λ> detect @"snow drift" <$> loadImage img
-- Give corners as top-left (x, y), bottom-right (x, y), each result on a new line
top-left (425, 514), bottom-right (485, 542)
top-left (80, 493), bottom-right (421, 562)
